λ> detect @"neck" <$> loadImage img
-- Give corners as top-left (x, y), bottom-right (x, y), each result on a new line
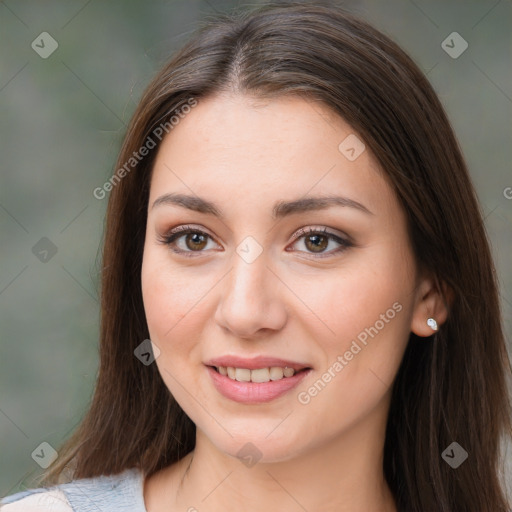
top-left (145, 397), bottom-right (397, 512)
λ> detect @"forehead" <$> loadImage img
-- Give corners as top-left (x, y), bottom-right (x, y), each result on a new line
top-left (148, 93), bottom-right (397, 222)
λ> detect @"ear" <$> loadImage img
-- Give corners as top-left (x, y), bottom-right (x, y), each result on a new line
top-left (411, 274), bottom-right (452, 337)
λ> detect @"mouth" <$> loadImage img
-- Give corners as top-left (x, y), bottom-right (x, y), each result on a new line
top-left (204, 357), bottom-right (312, 404)
top-left (208, 365), bottom-right (311, 383)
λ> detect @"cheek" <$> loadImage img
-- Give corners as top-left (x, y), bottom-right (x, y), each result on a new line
top-left (141, 247), bottom-right (221, 374)
top-left (302, 253), bottom-right (411, 344)
top-left (141, 252), bottom-right (204, 400)
top-left (293, 280), bottom-right (410, 442)
top-left (296, 243), bottom-right (414, 398)
top-left (141, 249), bottom-right (194, 353)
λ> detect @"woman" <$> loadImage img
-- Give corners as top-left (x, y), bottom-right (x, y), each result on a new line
top-left (2, 1), bottom-right (511, 511)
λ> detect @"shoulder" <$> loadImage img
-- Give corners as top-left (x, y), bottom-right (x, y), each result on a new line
top-left (1, 467), bottom-right (146, 512)
top-left (0, 488), bottom-right (71, 511)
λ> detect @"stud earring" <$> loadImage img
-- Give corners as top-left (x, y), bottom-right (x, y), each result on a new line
top-left (427, 317), bottom-right (438, 331)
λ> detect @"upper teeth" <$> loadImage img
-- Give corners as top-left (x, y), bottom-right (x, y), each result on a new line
top-left (217, 366), bottom-right (296, 382)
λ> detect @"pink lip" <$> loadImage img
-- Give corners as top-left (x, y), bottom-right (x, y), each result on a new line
top-left (206, 365), bottom-right (312, 404)
top-left (204, 356), bottom-right (311, 372)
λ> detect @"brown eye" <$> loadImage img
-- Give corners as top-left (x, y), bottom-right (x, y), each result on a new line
top-left (184, 232), bottom-right (208, 251)
top-left (290, 227), bottom-right (352, 257)
top-left (159, 226), bottom-right (218, 256)
top-left (304, 233), bottom-right (329, 253)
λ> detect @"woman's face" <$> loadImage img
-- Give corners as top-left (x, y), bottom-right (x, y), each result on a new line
top-left (141, 92), bottom-right (431, 463)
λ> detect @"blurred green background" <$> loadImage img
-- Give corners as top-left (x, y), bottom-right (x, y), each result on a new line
top-left (1, 0), bottom-right (511, 498)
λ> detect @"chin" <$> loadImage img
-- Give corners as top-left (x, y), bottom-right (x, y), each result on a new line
top-left (200, 424), bottom-right (306, 465)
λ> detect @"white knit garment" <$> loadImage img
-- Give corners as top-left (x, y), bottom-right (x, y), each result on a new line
top-left (1, 489), bottom-right (72, 511)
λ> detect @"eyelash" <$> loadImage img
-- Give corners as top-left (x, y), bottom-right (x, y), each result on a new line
top-left (157, 224), bottom-right (352, 259)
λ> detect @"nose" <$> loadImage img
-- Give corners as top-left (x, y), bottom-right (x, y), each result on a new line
top-left (214, 251), bottom-right (288, 339)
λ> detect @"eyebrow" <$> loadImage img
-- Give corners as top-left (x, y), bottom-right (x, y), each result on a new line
top-left (151, 193), bottom-right (373, 218)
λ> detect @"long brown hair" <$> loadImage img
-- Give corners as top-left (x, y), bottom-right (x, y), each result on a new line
top-left (43, 2), bottom-right (512, 510)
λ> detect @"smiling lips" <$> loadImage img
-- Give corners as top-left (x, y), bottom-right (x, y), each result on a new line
top-left (204, 356), bottom-right (312, 403)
